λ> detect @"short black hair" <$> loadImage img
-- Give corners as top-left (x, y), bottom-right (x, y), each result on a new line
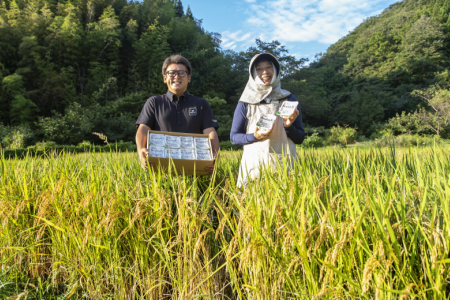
top-left (162, 54), bottom-right (192, 76)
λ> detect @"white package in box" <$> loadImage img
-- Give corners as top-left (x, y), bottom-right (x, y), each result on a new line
top-left (194, 137), bottom-right (210, 149)
top-left (165, 148), bottom-right (181, 159)
top-left (196, 149), bottom-right (212, 160)
top-left (180, 136), bottom-right (194, 148)
top-left (180, 148), bottom-right (196, 160)
top-left (146, 130), bottom-right (214, 175)
top-left (276, 101), bottom-right (298, 118)
top-left (149, 133), bottom-right (166, 147)
top-left (165, 135), bottom-right (181, 148)
top-left (256, 113), bottom-right (277, 129)
top-left (149, 145), bottom-right (166, 158)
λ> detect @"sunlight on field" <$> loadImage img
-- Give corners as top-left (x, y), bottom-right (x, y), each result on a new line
top-left (1, 147), bottom-right (450, 299)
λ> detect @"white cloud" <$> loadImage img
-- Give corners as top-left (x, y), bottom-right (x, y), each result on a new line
top-left (221, 0), bottom-right (388, 52)
top-left (221, 30), bottom-right (255, 51)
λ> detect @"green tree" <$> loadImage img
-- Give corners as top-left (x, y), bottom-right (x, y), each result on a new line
top-left (185, 5), bottom-right (193, 20)
top-left (412, 86), bottom-right (450, 136)
top-left (140, 0), bottom-right (174, 29)
top-left (396, 15), bottom-right (447, 80)
top-left (203, 95), bottom-right (233, 140)
top-left (331, 88), bottom-right (386, 133)
top-left (174, 0), bottom-right (183, 18)
top-left (85, 6), bottom-right (121, 104)
top-left (2, 73), bottom-right (38, 125)
top-left (131, 21), bottom-right (170, 95)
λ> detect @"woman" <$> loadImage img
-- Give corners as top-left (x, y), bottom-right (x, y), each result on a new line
top-left (230, 53), bottom-right (305, 187)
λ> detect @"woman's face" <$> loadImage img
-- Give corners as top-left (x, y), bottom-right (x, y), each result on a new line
top-left (255, 61), bottom-right (274, 85)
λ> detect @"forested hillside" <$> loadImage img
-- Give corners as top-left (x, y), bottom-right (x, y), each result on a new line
top-left (1, 0), bottom-right (450, 147)
top-left (287, 0), bottom-right (450, 134)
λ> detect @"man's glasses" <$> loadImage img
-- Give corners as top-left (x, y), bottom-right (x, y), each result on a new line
top-left (165, 70), bottom-right (188, 78)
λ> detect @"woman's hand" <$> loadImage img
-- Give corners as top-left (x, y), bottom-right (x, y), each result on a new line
top-left (254, 127), bottom-right (273, 140)
top-left (283, 109), bottom-right (299, 128)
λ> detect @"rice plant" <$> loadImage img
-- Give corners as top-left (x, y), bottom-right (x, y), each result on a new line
top-left (0, 146), bottom-right (449, 299)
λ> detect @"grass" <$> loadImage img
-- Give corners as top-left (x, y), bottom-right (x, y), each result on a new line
top-left (0, 146), bottom-right (449, 299)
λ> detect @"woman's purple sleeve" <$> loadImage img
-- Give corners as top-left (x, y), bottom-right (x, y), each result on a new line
top-left (230, 102), bottom-right (259, 146)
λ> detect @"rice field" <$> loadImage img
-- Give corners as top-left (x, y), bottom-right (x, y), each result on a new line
top-left (0, 146), bottom-right (449, 299)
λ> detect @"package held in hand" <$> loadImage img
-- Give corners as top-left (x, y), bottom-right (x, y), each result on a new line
top-left (180, 148), bottom-right (196, 160)
top-left (149, 133), bottom-right (166, 147)
top-left (196, 149), bottom-right (212, 160)
top-left (165, 135), bottom-right (181, 148)
top-left (256, 113), bottom-right (277, 130)
top-left (149, 145), bottom-right (166, 158)
top-left (276, 101), bottom-right (298, 118)
top-left (180, 136), bottom-right (194, 148)
top-left (194, 137), bottom-right (210, 149)
top-left (165, 148), bottom-right (181, 159)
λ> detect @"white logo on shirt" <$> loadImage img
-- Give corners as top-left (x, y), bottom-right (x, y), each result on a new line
top-left (189, 107), bottom-right (197, 116)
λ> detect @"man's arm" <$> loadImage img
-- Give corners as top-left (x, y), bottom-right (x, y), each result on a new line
top-left (136, 124), bottom-right (153, 170)
top-left (203, 127), bottom-right (219, 157)
top-left (203, 127), bottom-right (219, 173)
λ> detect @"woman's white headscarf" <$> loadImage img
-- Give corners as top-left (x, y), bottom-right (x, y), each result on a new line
top-left (239, 53), bottom-right (291, 104)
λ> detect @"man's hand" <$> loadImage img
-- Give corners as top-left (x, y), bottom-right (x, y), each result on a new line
top-left (203, 127), bottom-right (219, 174)
top-left (283, 109), bottom-right (299, 128)
top-left (205, 152), bottom-right (217, 173)
top-left (139, 148), bottom-right (155, 171)
top-left (136, 124), bottom-right (153, 171)
top-left (254, 127), bottom-right (273, 140)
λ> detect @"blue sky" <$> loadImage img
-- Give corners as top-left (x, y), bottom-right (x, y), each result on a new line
top-left (183, 0), bottom-right (400, 61)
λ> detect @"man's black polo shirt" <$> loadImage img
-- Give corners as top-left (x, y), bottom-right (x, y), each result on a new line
top-left (136, 90), bottom-right (219, 133)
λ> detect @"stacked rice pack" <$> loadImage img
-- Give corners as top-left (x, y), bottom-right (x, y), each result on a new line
top-left (148, 133), bottom-right (212, 160)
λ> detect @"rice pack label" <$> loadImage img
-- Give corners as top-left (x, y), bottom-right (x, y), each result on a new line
top-left (165, 148), bottom-right (181, 159)
top-left (196, 149), bottom-right (212, 160)
top-left (276, 101), bottom-right (298, 118)
top-left (256, 114), bottom-right (277, 129)
top-left (194, 137), bottom-right (210, 149)
top-left (149, 133), bottom-right (165, 147)
top-left (149, 145), bottom-right (166, 158)
top-left (180, 149), bottom-right (196, 160)
top-left (165, 135), bottom-right (181, 148)
top-left (180, 136), bottom-right (194, 148)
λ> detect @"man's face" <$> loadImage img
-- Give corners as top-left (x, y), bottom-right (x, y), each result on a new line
top-left (164, 63), bottom-right (191, 96)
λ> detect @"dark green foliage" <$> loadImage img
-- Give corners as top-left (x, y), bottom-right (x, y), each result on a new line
top-left (185, 5), bottom-right (192, 20)
top-left (2, 73), bottom-right (38, 125)
top-left (370, 109), bottom-right (435, 137)
top-left (203, 95), bottom-right (234, 140)
top-left (174, 0), bottom-right (183, 18)
top-left (0, 0), bottom-right (248, 143)
top-left (218, 140), bottom-right (242, 150)
top-left (326, 125), bottom-right (359, 145)
top-left (37, 101), bottom-right (136, 145)
top-left (2, 141), bottom-right (136, 159)
top-left (300, 133), bottom-right (324, 148)
top-left (1, 0), bottom-right (450, 144)
top-left (290, 0), bottom-right (450, 134)
top-left (0, 123), bottom-right (36, 148)
top-left (371, 85), bottom-right (450, 138)
top-left (130, 21), bottom-right (170, 95)
top-left (368, 133), bottom-right (443, 147)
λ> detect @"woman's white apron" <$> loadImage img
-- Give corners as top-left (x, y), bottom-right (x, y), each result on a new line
top-left (237, 102), bottom-right (297, 187)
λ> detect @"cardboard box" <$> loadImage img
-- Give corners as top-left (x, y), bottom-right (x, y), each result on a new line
top-left (147, 130), bottom-right (214, 175)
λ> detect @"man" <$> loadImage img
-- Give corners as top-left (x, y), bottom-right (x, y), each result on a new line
top-left (135, 54), bottom-right (219, 172)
